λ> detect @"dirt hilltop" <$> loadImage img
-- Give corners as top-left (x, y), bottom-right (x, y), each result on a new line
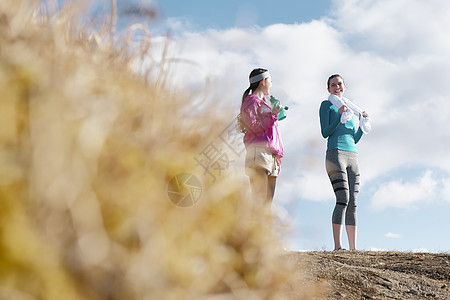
top-left (285, 251), bottom-right (450, 299)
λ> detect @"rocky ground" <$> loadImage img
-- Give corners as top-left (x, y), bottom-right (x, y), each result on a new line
top-left (285, 251), bottom-right (450, 299)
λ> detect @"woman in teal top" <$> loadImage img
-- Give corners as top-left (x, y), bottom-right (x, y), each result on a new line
top-left (319, 74), bottom-right (368, 251)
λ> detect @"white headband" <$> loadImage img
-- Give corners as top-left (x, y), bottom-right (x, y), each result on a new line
top-left (249, 71), bottom-right (270, 84)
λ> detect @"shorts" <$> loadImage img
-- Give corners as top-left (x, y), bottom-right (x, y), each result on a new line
top-left (245, 146), bottom-right (280, 177)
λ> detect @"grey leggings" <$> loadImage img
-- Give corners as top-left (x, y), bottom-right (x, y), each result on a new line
top-left (326, 150), bottom-right (360, 226)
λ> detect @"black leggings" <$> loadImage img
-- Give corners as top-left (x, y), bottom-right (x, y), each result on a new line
top-left (326, 149), bottom-right (360, 226)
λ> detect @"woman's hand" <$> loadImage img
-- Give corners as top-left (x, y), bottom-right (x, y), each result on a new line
top-left (272, 103), bottom-right (283, 115)
top-left (359, 111), bottom-right (369, 120)
top-left (338, 105), bottom-right (348, 115)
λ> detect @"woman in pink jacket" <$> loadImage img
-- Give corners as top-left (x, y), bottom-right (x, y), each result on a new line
top-left (239, 68), bottom-right (284, 205)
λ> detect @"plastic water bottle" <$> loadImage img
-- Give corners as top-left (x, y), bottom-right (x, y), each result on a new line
top-left (269, 95), bottom-right (288, 121)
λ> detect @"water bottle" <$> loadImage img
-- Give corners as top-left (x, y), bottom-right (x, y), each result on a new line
top-left (269, 95), bottom-right (288, 121)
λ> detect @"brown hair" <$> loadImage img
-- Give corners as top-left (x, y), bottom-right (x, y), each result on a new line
top-left (327, 74), bottom-right (344, 88)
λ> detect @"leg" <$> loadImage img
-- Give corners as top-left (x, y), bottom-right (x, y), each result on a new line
top-left (332, 223), bottom-right (344, 250)
top-left (263, 175), bottom-right (277, 220)
top-left (326, 150), bottom-right (350, 250)
top-left (248, 168), bottom-right (274, 225)
top-left (267, 175), bottom-right (277, 204)
top-left (248, 167), bottom-right (269, 206)
top-left (345, 155), bottom-right (360, 250)
top-left (346, 225), bottom-right (357, 251)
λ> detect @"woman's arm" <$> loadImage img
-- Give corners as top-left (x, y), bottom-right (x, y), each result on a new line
top-left (354, 127), bottom-right (364, 143)
top-left (241, 99), bottom-right (277, 136)
top-left (319, 101), bottom-right (340, 138)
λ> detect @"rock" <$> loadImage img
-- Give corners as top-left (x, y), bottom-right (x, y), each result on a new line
top-left (408, 289), bottom-right (418, 295)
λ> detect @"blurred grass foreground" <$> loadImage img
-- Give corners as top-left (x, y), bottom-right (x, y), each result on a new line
top-left (0, 1), bottom-right (319, 299)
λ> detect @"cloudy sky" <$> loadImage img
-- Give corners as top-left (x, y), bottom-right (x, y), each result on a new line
top-left (116, 0), bottom-right (450, 252)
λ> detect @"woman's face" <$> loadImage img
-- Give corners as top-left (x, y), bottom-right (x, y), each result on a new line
top-left (328, 76), bottom-right (346, 97)
top-left (261, 76), bottom-right (272, 95)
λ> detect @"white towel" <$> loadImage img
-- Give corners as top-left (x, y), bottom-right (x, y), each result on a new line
top-left (328, 94), bottom-right (372, 134)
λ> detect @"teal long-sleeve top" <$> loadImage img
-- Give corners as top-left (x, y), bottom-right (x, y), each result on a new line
top-left (319, 100), bottom-right (363, 153)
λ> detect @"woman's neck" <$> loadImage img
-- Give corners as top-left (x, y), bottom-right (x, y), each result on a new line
top-left (252, 90), bottom-right (265, 100)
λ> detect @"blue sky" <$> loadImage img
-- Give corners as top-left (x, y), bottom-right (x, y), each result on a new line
top-left (156, 0), bottom-right (331, 29)
top-left (115, 0), bottom-right (450, 252)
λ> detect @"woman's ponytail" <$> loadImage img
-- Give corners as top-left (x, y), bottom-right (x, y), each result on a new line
top-left (242, 87), bottom-right (251, 104)
top-left (238, 87), bottom-right (251, 133)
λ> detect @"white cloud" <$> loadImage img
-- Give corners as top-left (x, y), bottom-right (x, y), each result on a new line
top-left (369, 247), bottom-right (387, 252)
top-left (412, 248), bottom-right (430, 253)
top-left (149, 0), bottom-right (450, 209)
top-left (278, 172), bottom-right (333, 203)
top-left (369, 170), bottom-right (437, 211)
top-left (165, 17), bottom-right (196, 33)
top-left (441, 178), bottom-right (450, 202)
top-left (385, 232), bottom-right (401, 239)
top-left (328, 0), bottom-right (450, 57)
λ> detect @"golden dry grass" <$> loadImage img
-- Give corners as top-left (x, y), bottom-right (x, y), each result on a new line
top-left (0, 1), bottom-right (320, 299)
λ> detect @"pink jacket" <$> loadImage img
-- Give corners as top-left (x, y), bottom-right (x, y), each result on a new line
top-left (240, 94), bottom-right (284, 157)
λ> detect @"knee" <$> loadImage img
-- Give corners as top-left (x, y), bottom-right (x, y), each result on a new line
top-left (336, 201), bottom-right (348, 207)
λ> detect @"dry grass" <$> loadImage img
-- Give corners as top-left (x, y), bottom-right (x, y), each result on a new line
top-left (0, 1), bottom-right (320, 299)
